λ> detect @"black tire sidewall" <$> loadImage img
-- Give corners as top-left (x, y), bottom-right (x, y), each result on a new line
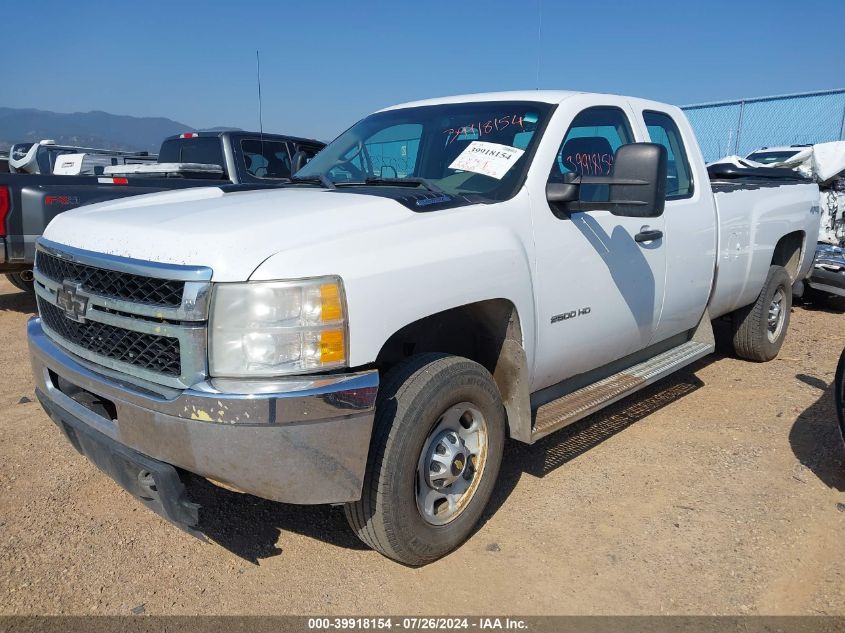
top-left (380, 359), bottom-right (505, 563)
top-left (5, 273), bottom-right (31, 293)
top-left (759, 267), bottom-right (792, 358)
top-left (835, 347), bottom-right (845, 444)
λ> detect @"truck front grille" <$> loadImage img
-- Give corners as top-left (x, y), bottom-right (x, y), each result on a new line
top-left (33, 241), bottom-right (211, 388)
top-left (35, 250), bottom-right (185, 308)
top-left (38, 298), bottom-right (182, 377)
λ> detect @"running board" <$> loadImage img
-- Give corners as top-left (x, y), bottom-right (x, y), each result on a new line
top-left (531, 339), bottom-right (713, 442)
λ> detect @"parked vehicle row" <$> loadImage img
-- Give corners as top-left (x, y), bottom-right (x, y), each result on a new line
top-left (27, 90), bottom-right (821, 565)
top-left (0, 131), bottom-right (325, 292)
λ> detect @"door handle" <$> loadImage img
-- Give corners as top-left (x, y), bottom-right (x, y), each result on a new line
top-left (634, 229), bottom-right (663, 243)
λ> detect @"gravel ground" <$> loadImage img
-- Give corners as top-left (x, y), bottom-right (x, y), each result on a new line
top-left (1, 277), bottom-right (843, 615)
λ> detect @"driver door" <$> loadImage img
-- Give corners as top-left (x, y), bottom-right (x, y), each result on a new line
top-left (530, 104), bottom-right (668, 392)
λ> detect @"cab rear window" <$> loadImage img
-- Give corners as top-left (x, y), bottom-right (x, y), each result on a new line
top-left (158, 137), bottom-right (224, 166)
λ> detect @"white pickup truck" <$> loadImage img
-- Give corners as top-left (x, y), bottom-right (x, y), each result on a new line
top-left (27, 91), bottom-right (820, 565)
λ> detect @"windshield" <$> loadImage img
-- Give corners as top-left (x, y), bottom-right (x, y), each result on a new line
top-left (746, 150), bottom-right (801, 164)
top-left (296, 101), bottom-right (553, 201)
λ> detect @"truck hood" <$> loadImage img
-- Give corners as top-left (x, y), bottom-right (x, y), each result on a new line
top-left (42, 186), bottom-right (415, 281)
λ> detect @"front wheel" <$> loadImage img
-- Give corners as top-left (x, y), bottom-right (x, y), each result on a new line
top-left (345, 353), bottom-right (506, 566)
top-left (5, 271), bottom-right (34, 294)
top-left (732, 265), bottom-right (792, 362)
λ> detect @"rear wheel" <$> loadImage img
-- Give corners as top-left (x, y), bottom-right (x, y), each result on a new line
top-left (732, 265), bottom-right (792, 362)
top-left (345, 353), bottom-right (505, 566)
top-left (5, 271), bottom-right (34, 294)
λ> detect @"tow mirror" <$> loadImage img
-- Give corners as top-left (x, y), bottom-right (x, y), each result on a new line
top-left (545, 180), bottom-right (579, 205)
top-left (546, 142), bottom-right (667, 218)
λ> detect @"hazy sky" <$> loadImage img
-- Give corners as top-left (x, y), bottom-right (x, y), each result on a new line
top-left (4, 0), bottom-right (842, 141)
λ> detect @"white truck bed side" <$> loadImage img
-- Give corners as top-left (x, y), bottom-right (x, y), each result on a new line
top-left (708, 181), bottom-right (820, 318)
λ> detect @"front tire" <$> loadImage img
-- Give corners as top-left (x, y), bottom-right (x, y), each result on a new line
top-left (345, 353), bottom-right (506, 566)
top-left (732, 265), bottom-right (792, 362)
top-left (5, 271), bottom-right (34, 294)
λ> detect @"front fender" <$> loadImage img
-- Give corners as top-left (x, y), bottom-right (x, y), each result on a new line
top-left (248, 197), bottom-right (537, 370)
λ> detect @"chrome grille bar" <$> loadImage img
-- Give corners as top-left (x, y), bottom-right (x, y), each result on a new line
top-left (33, 238), bottom-right (211, 389)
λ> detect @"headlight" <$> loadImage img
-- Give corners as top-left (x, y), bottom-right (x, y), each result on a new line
top-left (209, 277), bottom-right (347, 377)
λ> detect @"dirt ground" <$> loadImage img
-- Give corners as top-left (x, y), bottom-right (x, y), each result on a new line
top-left (0, 276), bottom-right (843, 616)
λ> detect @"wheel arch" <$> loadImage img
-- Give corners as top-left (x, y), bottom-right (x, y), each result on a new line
top-left (771, 230), bottom-right (805, 282)
top-left (375, 298), bottom-right (532, 442)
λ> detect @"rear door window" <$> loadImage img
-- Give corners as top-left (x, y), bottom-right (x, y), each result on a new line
top-left (643, 111), bottom-right (693, 199)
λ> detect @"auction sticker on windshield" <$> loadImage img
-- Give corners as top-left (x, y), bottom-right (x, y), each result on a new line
top-left (448, 141), bottom-right (525, 180)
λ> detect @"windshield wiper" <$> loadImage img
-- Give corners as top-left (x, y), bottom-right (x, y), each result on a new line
top-left (337, 177), bottom-right (446, 195)
top-left (289, 174), bottom-right (336, 189)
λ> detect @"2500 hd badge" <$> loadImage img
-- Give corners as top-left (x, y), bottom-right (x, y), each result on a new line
top-left (551, 306), bottom-right (592, 323)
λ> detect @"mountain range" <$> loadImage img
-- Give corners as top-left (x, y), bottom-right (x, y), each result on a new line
top-left (0, 107), bottom-right (236, 154)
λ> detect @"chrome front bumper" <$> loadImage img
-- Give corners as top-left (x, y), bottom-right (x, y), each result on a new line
top-left (28, 317), bottom-right (378, 505)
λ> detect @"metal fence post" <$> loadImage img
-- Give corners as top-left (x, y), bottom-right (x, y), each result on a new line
top-left (840, 100), bottom-right (845, 140)
top-left (734, 100), bottom-right (745, 155)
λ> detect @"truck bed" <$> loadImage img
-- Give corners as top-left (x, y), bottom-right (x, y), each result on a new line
top-left (708, 178), bottom-right (820, 318)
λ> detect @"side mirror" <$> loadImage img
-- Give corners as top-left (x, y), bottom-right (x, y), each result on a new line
top-left (546, 142), bottom-right (667, 218)
top-left (546, 178), bottom-right (579, 204)
top-left (291, 150), bottom-right (308, 174)
top-left (606, 143), bottom-right (667, 217)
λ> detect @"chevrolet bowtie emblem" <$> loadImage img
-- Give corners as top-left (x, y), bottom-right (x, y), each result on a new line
top-left (56, 281), bottom-right (89, 323)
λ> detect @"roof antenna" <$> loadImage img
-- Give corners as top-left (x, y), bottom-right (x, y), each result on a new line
top-left (256, 50), bottom-right (265, 155)
top-left (536, 0), bottom-right (542, 89)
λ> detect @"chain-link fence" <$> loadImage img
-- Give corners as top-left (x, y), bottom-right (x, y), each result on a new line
top-left (365, 137), bottom-right (420, 178)
top-left (681, 89), bottom-right (845, 162)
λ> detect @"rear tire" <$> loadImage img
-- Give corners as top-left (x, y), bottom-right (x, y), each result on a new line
top-left (5, 271), bottom-right (34, 294)
top-left (345, 353), bottom-right (506, 566)
top-left (732, 265), bottom-right (792, 362)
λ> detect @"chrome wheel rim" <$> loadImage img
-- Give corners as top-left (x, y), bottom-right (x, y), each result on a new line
top-left (416, 403), bottom-right (488, 526)
top-left (767, 288), bottom-right (786, 343)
